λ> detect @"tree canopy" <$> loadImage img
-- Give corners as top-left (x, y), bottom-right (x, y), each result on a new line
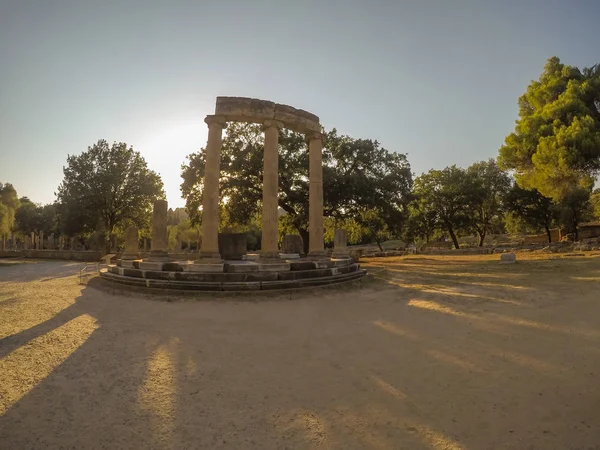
top-left (412, 166), bottom-right (477, 249)
top-left (181, 123), bottom-right (412, 252)
top-left (56, 140), bottom-right (164, 249)
top-left (504, 185), bottom-right (556, 242)
top-left (0, 183), bottom-right (20, 237)
top-left (498, 57), bottom-right (600, 200)
top-left (466, 159), bottom-right (512, 246)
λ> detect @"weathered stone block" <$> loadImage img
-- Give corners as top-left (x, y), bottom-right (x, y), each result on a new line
top-left (218, 233), bottom-right (247, 260)
top-left (224, 261), bottom-right (259, 273)
top-left (282, 235), bottom-right (304, 254)
top-left (500, 253), bottom-right (517, 264)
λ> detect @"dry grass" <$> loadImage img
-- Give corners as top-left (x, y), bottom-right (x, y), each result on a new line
top-left (0, 255), bottom-right (599, 449)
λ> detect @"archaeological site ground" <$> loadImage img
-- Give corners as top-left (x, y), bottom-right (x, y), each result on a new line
top-left (1, 252), bottom-right (599, 449)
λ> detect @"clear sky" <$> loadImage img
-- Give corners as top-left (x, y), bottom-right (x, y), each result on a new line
top-left (1, 0), bottom-right (598, 208)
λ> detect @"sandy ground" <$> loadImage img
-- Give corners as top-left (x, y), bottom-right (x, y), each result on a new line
top-left (0, 254), bottom-right (599, 449)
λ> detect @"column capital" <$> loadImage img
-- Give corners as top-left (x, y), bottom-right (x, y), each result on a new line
top-left (204, 115), bottom-right (227, 128)
top-left (307, 131), bottom-right (323, 141)
top-left (263, 119), bottom-right (284, 130)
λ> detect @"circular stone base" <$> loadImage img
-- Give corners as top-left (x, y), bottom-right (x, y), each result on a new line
top-left (99, 257), bottom-right (366, 291)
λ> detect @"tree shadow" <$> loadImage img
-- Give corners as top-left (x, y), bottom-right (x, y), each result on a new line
top-left (1, 254), bottom-right (600, 449)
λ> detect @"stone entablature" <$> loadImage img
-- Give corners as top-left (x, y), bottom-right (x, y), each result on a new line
top-left (214, 97), bottom-right (320, 133)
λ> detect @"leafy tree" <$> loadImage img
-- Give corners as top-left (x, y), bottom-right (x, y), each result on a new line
top-left (324, 130), bottom-right (413, 249)
top-left (413, 166), bottom-right (477, 249)
top-left (590, 189), bottom-right (600, 221)
top-left (504, 185), bottom-right (557, 242)
top-left (406, 199), bottom-right (438, 244)
top-left (180, 123), bottom-right (413, 253)
top-left (556, 187), bottom-right (593, 240)
top-left (498, 57), bottom-right (600, 200)
top-left (56, 139), bottom-right (164, 250)
top-left (0, 183), bottom-right (20, 237)
top-left (467, 159), bottom-right (511, 246)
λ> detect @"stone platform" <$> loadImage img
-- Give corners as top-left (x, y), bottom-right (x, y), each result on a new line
top-left (99, 257), bottom-right (366, 291)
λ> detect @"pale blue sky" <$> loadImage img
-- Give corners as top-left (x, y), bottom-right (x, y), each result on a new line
top-left (1, 0), bottom-right (598, 208)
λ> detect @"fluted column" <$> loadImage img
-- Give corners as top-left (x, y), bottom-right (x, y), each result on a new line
top-left (308, 132), bottom-right (325, 256)
top-left (198, 115), bottom-right (225, 261)
top-left (261, 120), bottom-right (283, 259)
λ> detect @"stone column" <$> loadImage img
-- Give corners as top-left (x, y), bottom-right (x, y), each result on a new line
top-left (150, 200), bottom-right (169, 260)
top-left (332, 228), bottom-right (350, 258)
top-left (48, 233), bottom-right (54, 250)
top-left (261, 120), bottom-right (283, 259)
top-left (12, 234), bottom-right (16, 250)
top-left (70, 237), bottom-right (75, 250)
top-left (143, 238), bottom-right (148, 252)
top-left (31, 232), bottom-right (35, 249)
top-left (59, 236), bottom-right (64, 250)
top-left (308, 132), bottom-right (325, 256)
top-left (40, 231), bottom-right (44, 250)
top-left (198, 115), bottom-right (225, 261)
top-left (122, 226), bottom-right (140, 260)
top-left (1, 235), bottom-right (5, 251)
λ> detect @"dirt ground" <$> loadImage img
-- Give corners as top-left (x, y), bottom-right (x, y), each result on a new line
top-left (0, 254), bottom-right (599, 450)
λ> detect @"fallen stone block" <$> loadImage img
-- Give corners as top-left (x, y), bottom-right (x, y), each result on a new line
top-left (500, 253), bottom-right (516, 264)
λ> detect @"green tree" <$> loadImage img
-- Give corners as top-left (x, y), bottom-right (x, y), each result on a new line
top-left (406, 199), bottom-right (438, 244)
top-left (556, 187), bottom-right (593, 240)
top-left (56, 139), bottom-right (164, 251)
top-left (467, 159), bottom-right (511, 246)
top-left (504, 185), bottom-right (556, 242)
top-left (0, 183), bottom-right (21, 237)
top-left (498, 57), bottom-right (600, 200)
top-left (180, 123), bottom-right (412, 253)
top-left (413, 166), bottom-right (476, 249)
top-left (590, 189), bottom-right (600, 221)
top-left (324, 129), bottom-right (413, 249)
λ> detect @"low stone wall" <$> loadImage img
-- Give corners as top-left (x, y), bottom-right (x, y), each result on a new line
top-left (0, 250), bottom-right (104, 262)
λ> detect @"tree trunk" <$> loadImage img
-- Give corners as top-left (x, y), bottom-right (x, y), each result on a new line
top-left (446, 224), bottom-right (460, 249)
top-left (298, 228), bottom-right (309, 255)
top-left (544, 224), bottom-right (552, 243)
top-left (373, 232), bottom-right (383, 251)
top-left (478, 230), bottom-right (486, 247)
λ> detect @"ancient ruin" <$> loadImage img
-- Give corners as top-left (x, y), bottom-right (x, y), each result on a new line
top-left (99, 97), bottom-right (365, 291)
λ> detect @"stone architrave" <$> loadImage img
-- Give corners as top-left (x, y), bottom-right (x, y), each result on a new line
top-left (308, 132), bottom-right (325, 257)
top-left (198, 115), bottom-right (225, 262)
top-left (332, 229), bottom-right (350, 258)
top-left (149, 200), bottom-right (169, 261)
top-left (39, 231), bottom-right (44, 250)
top-left (122, 226), bottom-right (140, 260)
top-left (260, 119), bottom-right (283, 259)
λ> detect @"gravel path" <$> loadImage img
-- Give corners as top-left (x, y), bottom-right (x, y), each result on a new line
top-left (1, 255), bottom-right (599, 449)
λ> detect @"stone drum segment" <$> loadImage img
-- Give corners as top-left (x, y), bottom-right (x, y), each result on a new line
top-left (149, 200), bottom-right (169, 261)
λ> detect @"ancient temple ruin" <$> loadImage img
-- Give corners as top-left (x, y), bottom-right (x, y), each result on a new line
top-left (100, 97), bottom-right (365, 291)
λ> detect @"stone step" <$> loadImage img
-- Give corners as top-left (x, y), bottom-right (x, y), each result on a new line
top-left (99, 268), bottom-right (366, 292)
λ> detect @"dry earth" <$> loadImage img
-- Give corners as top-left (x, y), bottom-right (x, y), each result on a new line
top-left (0, 254), bottom-right (599, 449)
